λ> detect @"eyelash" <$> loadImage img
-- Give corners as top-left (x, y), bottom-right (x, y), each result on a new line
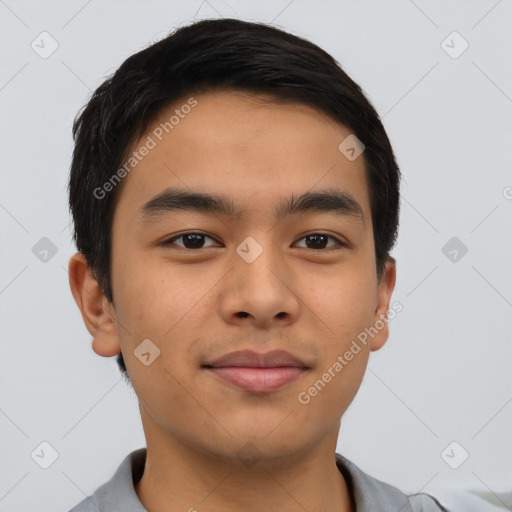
top-left (161, 232), bottom-right (346, 251)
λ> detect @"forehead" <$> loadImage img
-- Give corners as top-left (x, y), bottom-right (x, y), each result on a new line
top-left (115, 90), bottom-right (371, 225)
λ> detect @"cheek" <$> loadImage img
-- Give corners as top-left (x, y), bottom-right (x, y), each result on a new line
top-left (111, 253), bottom-right (208, 379)
top-left (308, 270), bottom-right (376, 341)
top-left (112, 249), bottom-right (189, 336)
top-left (303, 271), bottom-right (375, 400)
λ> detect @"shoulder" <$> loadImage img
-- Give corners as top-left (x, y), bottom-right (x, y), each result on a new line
top-left (68, 494), bottom-right (101, 512)
top-left (335, 453), bottom-right (448, 511)
top-left (408, 492), bottom-right (450, 511)
top-left (67, 448), bottom-right (147, 512)
top-left (68, 476), bottom-right (120, 512)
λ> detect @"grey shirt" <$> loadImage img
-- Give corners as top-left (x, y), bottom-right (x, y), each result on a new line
top-left (69, 448), bottom-right (448, 511)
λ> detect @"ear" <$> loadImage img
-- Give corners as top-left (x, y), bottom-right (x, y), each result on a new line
top-left (369, 257), bottom-right (397, 352)
top-left (68, 252), bottom-right (121, 357)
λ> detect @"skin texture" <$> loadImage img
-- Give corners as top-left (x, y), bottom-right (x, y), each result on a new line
top-left (69, 90), bottom-right (396, 512)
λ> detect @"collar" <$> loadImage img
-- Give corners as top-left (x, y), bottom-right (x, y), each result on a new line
top-left (72, 448), bottom-right (445, 511)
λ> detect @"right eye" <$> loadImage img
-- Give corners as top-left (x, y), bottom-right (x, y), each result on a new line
top-left (161, 232), bottom-right (221, 250)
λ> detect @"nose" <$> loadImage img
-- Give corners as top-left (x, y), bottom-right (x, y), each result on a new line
top-left (218, 241), bottom-right (301, 329)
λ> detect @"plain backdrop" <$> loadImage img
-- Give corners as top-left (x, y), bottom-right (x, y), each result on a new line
top-left (0, 1), bottom-right (511, 511)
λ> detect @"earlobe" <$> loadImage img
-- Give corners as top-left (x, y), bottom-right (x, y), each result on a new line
top-left (91, 331), bottom-right (122, 357)
top-left (370, 257), bottom-right (397, 352)
top-left (68, 252), bottom-right (122, 357)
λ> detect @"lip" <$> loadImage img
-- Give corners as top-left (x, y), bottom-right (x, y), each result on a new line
top-left (203, 349), bottom-right (308, 369)
top-left (202, 350), bottom-right (309, 393)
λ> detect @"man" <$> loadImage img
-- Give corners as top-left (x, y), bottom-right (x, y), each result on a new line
top-left (67, 17), bottom-right (448, 511)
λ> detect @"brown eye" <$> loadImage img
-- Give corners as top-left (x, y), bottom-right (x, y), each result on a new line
top-left (162, 233), bottom-right (219, 250)
top-left (294, 233), bottom-right (345, 250)
top-left (161, 232), bottom-right (345, 251)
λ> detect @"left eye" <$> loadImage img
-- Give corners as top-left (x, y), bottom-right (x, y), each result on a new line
top-left (162, 232), bottom-right (345, 250)
top-left (294, 233), bottom-right (344, 250)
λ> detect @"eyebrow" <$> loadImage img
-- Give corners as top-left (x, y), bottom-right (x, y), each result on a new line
top-left (138, 187), bottom-right (365, 226)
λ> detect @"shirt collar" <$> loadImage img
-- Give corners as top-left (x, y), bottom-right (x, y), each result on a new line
top-left (335, 453), bottom-right (414, 511)
top-left (83, 448), bottom-right (419, 512)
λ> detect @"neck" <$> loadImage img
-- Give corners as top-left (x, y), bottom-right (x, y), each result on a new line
top-left (134, 416), bottom-right (353, 512)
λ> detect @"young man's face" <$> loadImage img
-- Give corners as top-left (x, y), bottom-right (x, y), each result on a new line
top-left (71, 90), bottom-right (395, 465)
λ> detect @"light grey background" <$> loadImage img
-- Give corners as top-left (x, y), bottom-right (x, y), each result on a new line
top-left (1, 1), bottom-right (511, 511)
